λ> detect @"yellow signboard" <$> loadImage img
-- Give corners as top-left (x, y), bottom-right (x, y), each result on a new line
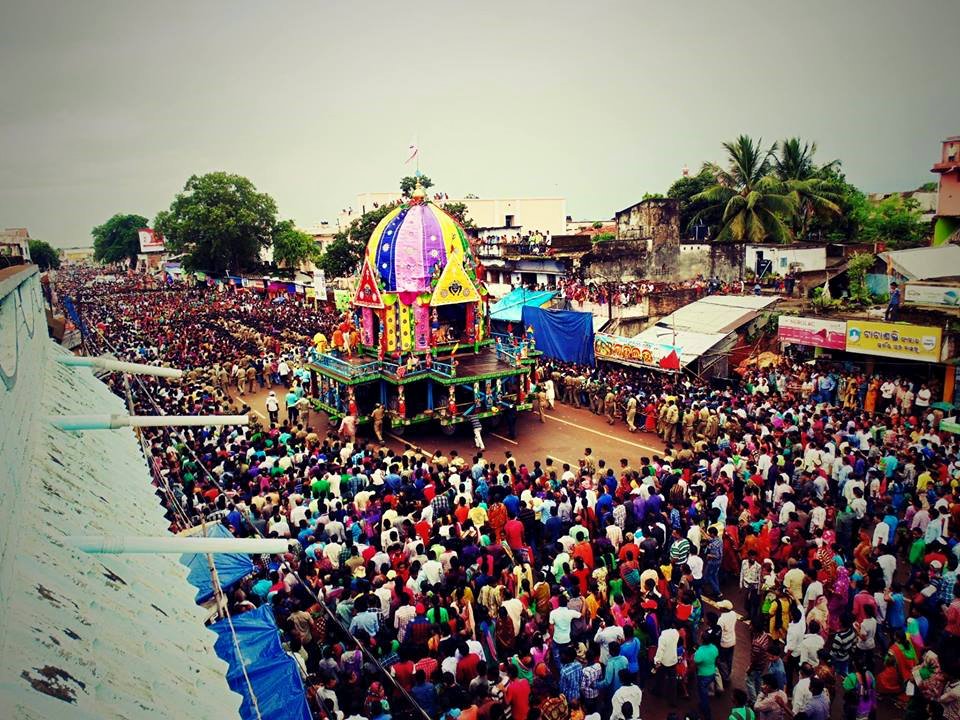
top-left (844, 320), bottom-right (942, 362)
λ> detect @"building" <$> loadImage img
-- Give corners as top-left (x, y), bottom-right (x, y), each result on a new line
top-left (60, 246), bottom-right (95, 264)
top-left (339, 192), bottom-right (567, 236)
top-left (868, 187), bottom-right (938, 224)
top-left (744, 244), bottom-right (827, 277)
top-left (932, 135), bottom-right (960, 245)
top-left (0, 227), bottom-right (31, 265)
top-left (0, 265), bottom-right (241, 719)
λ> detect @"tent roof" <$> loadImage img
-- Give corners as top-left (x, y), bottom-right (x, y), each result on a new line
top-left (630, 326), bottom-right (727, 366)
top-left (0, 339), bottom-right (239, 718)
top-left (878, 245), bottom-right (960, 280)
top-left (655, 294), bottom-right (779, 335)
top-left (489, 288), bottom-right (556, 322)
top-left (180, 524), bottom-right (255, 603)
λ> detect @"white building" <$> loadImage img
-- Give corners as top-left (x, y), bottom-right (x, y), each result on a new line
top-left (745, 244), bottom-right (826, 277)
top-left (338, 193), bottom-right (567, 236)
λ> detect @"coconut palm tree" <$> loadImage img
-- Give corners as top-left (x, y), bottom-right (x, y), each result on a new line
top-left (774, 138), bottom-right (843, 240)
top-left (693, 135), bottom-right (797, 243)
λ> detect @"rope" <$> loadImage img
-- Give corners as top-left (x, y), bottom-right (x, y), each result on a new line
top-left (201, 518), bottom-right (263, 720)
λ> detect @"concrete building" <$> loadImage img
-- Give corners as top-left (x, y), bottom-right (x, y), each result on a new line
top-left (338, 193), bottom-right (567, 236)
top-left (868, 187), bottom-right (938, 223)
top-left (0, 265), bottom-right (242, 719)
top-left (932, 135), bottom-right (960, 245)
top-left (60, 246), bottom-right (95, 263)
top-left (0, 227), bottom-right (31, 264)
top-left (745, 244), bottom-right (827, 277)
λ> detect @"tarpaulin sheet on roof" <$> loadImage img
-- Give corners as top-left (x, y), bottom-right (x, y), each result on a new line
top-left (180, 523), bottom-right (254, 603)
top-left (211, 605), bottom-right (311, 720)
top-left (522, 306), bottom-right (595, 365)
top-left (490, 288), bottom-right (556, 322)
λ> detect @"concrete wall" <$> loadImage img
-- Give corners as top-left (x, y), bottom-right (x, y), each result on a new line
top-left (676, 243), bottom-right (744, 281)
top-left (616, 198), bottom-right (681, 247)
top-left (745, 245), bottom-right (826, 275)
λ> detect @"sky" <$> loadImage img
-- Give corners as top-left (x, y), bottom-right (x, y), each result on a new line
top-left (1, 0), bottom-right (958, 248)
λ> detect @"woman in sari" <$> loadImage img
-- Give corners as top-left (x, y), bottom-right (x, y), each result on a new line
top-left (905, 651), bottom-right (946, 720)
top-left (876, 630), bottom-right (920, 702)
top-left (807, 595), bottom-right (831, 640)
top-left (829, 565), bottom-right (852, 633)
top-left (864, 377), bottom-right (880, 414)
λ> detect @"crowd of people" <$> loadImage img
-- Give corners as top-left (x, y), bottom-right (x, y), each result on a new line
top-left (55, 266), bottom-right (960, 720)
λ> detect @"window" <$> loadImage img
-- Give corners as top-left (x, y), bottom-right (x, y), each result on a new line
top-left (505, 214), bottom-right (516, 228)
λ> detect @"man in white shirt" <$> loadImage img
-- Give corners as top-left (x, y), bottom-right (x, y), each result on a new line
top-left (716, 600), bottom-right (738, 685)
top-left (611, 676), bottom-right (643, 720)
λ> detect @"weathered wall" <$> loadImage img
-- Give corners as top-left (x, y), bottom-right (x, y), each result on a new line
top-left (0, 266), bottom-right (46, 625)
top-left (676, 243), bottom-right (744, 281)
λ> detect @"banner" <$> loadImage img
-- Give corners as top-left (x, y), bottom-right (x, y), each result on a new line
top-left (904, 282), bottom-right (960, 308)
top-left (137, 228), bottom-right (165, 253)
top-left (778, 316), bottom-right (846, 350)
top-left (844, 320), bottom-right (942, 362)
top-left (313, 269), bottom-right (327, 301)
top-left (594, 332), bottom-right (680, 368)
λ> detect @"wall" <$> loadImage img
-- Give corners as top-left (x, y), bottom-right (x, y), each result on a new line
top-left (0, 266), bottom-right (45, 623)
top-left (745, 245), bottom-right (826, 275)
top-left (938, 173), bottom-right (960, 217)
top-left (616, 198), bottom-right (680, 246)
top-left (674, 243), bottom-right (745, 281)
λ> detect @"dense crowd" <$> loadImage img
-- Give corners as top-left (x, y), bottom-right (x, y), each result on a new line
top-left (56, 267), bottom-right (960, 720)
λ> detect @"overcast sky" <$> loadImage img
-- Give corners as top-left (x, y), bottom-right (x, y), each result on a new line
top-left (2, 0), bottom-right (957, 247)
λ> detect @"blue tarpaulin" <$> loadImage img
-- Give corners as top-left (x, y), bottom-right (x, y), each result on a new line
top-left (211, 605), bottom-right (311, 720)
top-left (490, 288), bottom-right (556, 323)
top-left (521, 306), bottom-right (595, 365)
top-left (180, 524), bottom-right (254, 603)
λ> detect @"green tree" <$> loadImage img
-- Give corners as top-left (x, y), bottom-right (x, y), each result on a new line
top-left (693, 135), bottom-right (797, 243)
top-left (773, 138), bottom-right (843, 240)
top-left (272, 220), bottom-right (320, 268)
top-left (641, 192), bottom-right (665, 200)
top-left (319, 202), bottom-right (399, 278)
top-left (29, 239), bottom-right (61, 270)
top-left (154, 172), bottom-right (278, 275)
top-left (92, 213), bottom-right (150, 268)
top-left (400, 175), bottom-right (434, 197)
top-left (441, 201), bottom-right (474, 228)
top-left (668, 169), bottom-right (723, 236)
top-left (858, 194), bottom-right (929, 249)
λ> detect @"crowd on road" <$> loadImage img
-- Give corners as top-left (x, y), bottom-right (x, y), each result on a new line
top-left (56, 266), bottom-right (960, 720)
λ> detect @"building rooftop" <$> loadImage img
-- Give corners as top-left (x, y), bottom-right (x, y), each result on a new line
top-left (0, 267), bottom-right (240, 719)
top-left (878, 244), bottom-right (960, 281)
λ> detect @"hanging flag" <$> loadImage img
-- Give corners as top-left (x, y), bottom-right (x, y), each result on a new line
top-left (405, 142), bottom-right (419, 164)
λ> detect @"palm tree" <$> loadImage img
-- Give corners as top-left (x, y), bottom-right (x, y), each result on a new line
top-left (774, 138), bottom-right (843, 240)
top-left (693, 135), bottom-right (797, 243)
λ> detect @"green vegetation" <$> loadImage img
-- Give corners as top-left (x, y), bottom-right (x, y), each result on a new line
top-left (319, 202), bottom-right (399, 278)
top-left (669, 135), bottom-right (929, 247)
top-left (29, 239), bottom-right (61, 271)
top-left (155, 172), bottom-right (278, 275)
top-left (400, 175), bottom-right (433, 197)
top-left (92, 213), bottom-right (150, 268)
top-left (272, 220), bottom-right (320, 268)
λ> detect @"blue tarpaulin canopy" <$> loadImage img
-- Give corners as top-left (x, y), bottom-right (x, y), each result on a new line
top-left (522, 306), bottom-right (595, 365)
top-left (211, 605), bottom-right (311, 720)
top-left (489, 288), bottom-right (556, 323)
top-left (180, 523), bottom-right (255, 603)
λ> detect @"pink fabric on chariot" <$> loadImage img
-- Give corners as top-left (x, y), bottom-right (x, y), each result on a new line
top-left (394, 206), bottom-right (428, 293)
